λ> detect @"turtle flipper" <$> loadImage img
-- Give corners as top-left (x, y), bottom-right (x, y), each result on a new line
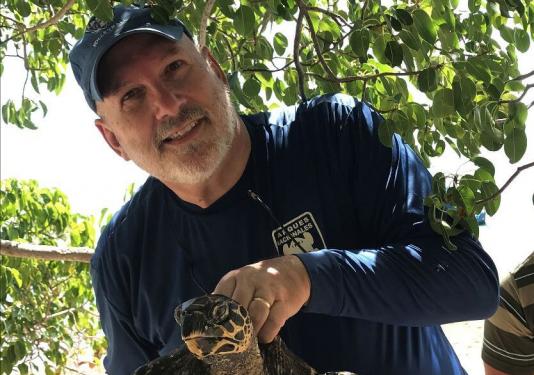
top-left (260, 336), bottom-right (317, 375)
top-left (132, 346), bottom-right (210, 375)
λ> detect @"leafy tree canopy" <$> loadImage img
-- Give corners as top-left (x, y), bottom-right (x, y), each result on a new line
top-left (1, 0), bottom-right (533, 244)
top-left (0, 179), bottom-right (105, 374)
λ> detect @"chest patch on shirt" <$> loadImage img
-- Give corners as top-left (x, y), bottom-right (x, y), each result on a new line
top-left (271, 212), bottom-right (326, 255)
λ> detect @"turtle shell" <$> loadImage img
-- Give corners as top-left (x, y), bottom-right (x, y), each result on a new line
top-left (132, 295), bottom-right (358, 375)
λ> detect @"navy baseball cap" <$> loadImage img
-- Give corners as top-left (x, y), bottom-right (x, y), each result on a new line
top-left (69, 5), bottom-right (193, 111)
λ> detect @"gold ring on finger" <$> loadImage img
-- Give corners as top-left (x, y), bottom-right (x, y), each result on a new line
top-left (251, 297), bottom-right (272, 309)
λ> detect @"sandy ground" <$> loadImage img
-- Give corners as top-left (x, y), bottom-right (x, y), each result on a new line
top-left (443, 320), bottom-right (486, 375)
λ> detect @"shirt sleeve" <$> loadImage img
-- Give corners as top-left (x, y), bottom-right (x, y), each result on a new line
top-left (91, 234), bottom-right (159, 375)
top-left (296, 100), bottom-right (499, 326)
top-left (482, 271), bottom-right (534, 374)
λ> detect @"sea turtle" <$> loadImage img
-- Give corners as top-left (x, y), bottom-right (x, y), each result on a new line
top-left (133, 294), bottom-right (357, 375)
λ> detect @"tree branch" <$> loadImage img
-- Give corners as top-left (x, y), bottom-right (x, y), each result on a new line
top-left (199, 0), bottom-right (216, 48)
top-left (305, 6), bottom-right (350, 27)
top-left (498, 84), bottom-right (534, 105)
top-left (509, 69), bottom-right (534, 82)
top-left (297, 0), bottom-right (339, 83)
top-left (1, 0), bottom-right (76, 44)
top-left (307, 64), bottom-right (444, 83)
top-left (475, 161), bottom-right (534, 205)
top-left (242, 60), bottom-right (294, 73)
top-left (0, 240), bottom-right (93, 263)
top-left (24, 0), bottom-right (76, 34)
top-left (294, 8), bottom-right (307, 101)
top-left (360, 0), bottom-right (368, 21)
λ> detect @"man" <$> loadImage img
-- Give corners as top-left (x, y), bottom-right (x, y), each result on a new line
top-left (482, 252), bottom-right (534, 375)
top-left (69, 5), bottom-right (499, 375)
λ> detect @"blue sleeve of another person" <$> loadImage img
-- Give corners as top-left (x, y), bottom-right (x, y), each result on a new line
top-left (296, 98), bottom-right (500, 326)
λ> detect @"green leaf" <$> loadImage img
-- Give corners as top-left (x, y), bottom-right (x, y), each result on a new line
top-left (417, 68), bottom-right (438, 92)
top-left (350, 28), bottom-right (370, 57)
top-left (18, 363), bottom-right (29, 375)
top-left (16, 0), bottom-right (31, 17)
top-left (398, 30), bottom-right (421, 50)
top-left (234, 5), bottom-right (255, 36)
top-left (384, 41), bottom-right (403, 67)
top-left (243, 78), bottom-right (261, 98)
top-left (372, 34), bottom-right (388, 64)
top-left (438, 24), bottom-right (459, 51)
top-left (472, 156), bottom-right (495, 177)
top-left (480, 128), bottom-right (504, 151)
top-left (514, 29), bottom-right (530, 52)
top-left (395, 8), bottom-right (413, 25)
top-left (273, 32), bottom-right (288, 55)
top-left (452, 76), bottom-right (476, 115)
top-left (465, 59), bottom-right (491, 82)
top-left (413, 9), bottom-right (437, 45)
top-left (499, 26), bottom-right (515, 43)
top-left (432, 89), bottom-right (455, 117)
top-left (85, 0), bottom-right (113, 21)
top-left (463, 215), bottom-right (479, 238)
top-left (378, 119), bottom-right (395, 147)
top-left (407, 102), bottom-right (427, 127)
top-left (474, 168), bottom-right (494, 183)
top-left (504, 128), bottom-right (527, 163)
top-left (228, 72), bottom-right (254, 109)
top-left (509, 102), bottom-right (528, 125)
top-left (481, 181), bottom-right (500, 216)
top-left (39, 100), bottom-right (48, 117)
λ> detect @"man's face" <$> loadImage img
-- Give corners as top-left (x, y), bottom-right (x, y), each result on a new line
top-left (95, 34), bottom-right (238, 186)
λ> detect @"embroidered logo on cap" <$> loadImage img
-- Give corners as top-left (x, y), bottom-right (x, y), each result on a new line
top-left (271, 212), bottom-right (326, 255)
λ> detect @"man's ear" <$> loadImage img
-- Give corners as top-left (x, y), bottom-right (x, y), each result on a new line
top-left (94, 118), bottom-right (130, 161)
top-left (201, 47), bottom-right (228, 85)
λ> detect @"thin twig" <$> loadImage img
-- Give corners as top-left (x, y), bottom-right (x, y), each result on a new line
top-left (21, 33), bottom-right (29, 101)
top-left (1, 0), bottom-right (76, 44)
top-left (475, 161), bottom-right (534, 205)
top-left (305, 6), bottom-right (350, 27)
top-left (0, 13), bottom-right (24, 26)
top-left (199, 0), bottom-right (216, 48)
top-left (509, 69), bottom-right (534, 82)
top-left (498, 84), bottom-right (534, 105)
top-left (294, 8), bottom-right (307, 101)
top-left (26, 0), bottom-right (76, 32)
top-left (219, 32), bottom-right (237, 72)
top-left (307, 64), bottom-right (444, 83)
top-left (297, 0), bottom-right (339, 82)
top-left (242, 60), bottom-right (294, 73)
top-left (361, 0), bottom-right (368, 21)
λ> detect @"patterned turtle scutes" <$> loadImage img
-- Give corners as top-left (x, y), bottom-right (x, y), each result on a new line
top-left (133, 294), bottom-right (359, 375)
top-left (175, 294), bottom-right (254, 359)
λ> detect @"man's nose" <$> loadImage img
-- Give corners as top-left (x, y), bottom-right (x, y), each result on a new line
top-left (152, 83), bottom-right (186, 120)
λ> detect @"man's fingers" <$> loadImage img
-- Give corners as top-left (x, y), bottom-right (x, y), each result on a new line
top-left (257, 301), bottom-right (285, 344)
top-left (248, 296), bottom-right (273, 335)
top-left (231, 283), bottom-right (254, 308)
top-left (212, 273), bottom-right (236, 298)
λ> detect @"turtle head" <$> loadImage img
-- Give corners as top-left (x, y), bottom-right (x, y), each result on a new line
top-left (174, 294), bottom-right (254, 359)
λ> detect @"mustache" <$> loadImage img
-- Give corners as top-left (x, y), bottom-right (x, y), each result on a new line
top-left (155, 106), bottom-right (208, 145)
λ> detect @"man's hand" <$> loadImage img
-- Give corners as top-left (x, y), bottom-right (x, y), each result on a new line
top-left (212, 255), bottom-right (311, 343)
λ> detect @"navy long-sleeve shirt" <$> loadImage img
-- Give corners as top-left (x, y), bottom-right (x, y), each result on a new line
top-left (91, 94), bottom-right (499, 374)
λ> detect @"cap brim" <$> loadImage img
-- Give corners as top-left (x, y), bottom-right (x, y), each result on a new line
top-left (89, 25), bottom-right (186, 102)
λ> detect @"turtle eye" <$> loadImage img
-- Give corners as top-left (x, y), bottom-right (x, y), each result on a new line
top-left (211, 303), bottom-right (229, 323)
